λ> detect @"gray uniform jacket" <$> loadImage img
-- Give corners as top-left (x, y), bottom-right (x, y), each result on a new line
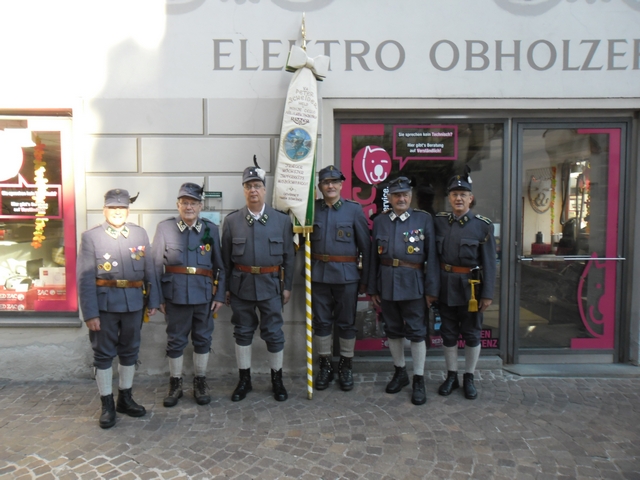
top-left (434, 211), bottom-right (497, 306)
top-left (310, 197), bottom-right (371, 285)
top-left (368, 208), bottom-right (440, 301)
top-left (77, 222), bottom-right (160, 320)
top-left (152, 217), bottom-right (226, 305)
top-left (222, 205), bottom-right (295, 302)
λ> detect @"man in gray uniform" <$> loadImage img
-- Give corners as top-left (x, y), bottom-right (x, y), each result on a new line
top-left (152, 183), bottom-right (226, 407)
top-left (77, 189), bottom-right (160, 429)
top-left (368, 177), bottom-right (440, 405)
top-left (222, 161), bottom-right (295, 402)
top-left (310, 165), bottom-right (370, 391)
top-left (434, 168), bottom-right (497, 400)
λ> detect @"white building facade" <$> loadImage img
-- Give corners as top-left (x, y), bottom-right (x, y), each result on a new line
top-left (0, 0), bottom-right (638, 379)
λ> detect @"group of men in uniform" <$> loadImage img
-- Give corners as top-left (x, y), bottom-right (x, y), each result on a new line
top-left (77, 162), bottom-right (495, 429)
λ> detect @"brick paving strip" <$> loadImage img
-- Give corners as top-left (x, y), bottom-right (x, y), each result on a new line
top-left (0, 371), bottom-right (638, 479)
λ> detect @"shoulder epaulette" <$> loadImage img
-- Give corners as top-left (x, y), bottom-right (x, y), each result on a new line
top-left (436, 212), bottom-right (450, 217)
top-left (475, 214), bottom-right (492, 225)
top-left (274, 208), bottom-right (288, 216)
top-left (413, 208), bottom-right (431, 216)
top-left (345, 199), bottom-right (360, 205)
top-left (226, 209), bottom-right (241, 217)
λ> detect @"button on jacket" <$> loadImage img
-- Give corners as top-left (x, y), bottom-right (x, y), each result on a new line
top-left (434, 212), bottom-right (497, 306)
top-left (78, 222), bottom-right (160, 320)
top-left (152, 217), bottom-right (226, 305)
top-left (310, 197), bottom-right (370, 285)
top-left (222, 205), bottom-right (295, 302)
top-left (368, 208), bottom-right (440, 301)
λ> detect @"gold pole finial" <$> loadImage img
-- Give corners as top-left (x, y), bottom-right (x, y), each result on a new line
top-left (301, 13), bottom-right (307, 51)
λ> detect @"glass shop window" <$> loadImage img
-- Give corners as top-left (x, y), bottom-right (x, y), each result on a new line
top-left (0, 116), bottom-right (77, 316)
top-left (338, 119), bottom-right (504, 352)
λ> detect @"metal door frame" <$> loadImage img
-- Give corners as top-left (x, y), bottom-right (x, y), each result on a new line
top-left (506, 119), bottom-right (630, 365)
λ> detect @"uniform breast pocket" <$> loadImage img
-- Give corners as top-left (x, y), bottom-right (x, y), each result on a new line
top-left (460, 238), bottom-right (479, 261)
top-left (132, 256), bottom-right (145, 271)
top-left (335, 223), bottom-right (354, 243)
top-left (232, 238), bottom-right (246, 256)
top-left (436, 235), bottom-right (444, 255)
top-left (375, 235), bottom-right (389, 255)
top-left (310, 222), bottom-right (322, 242)
top-left (96, 256), bottom-right (121, 275)
top-left (269, 237), bottom-right (284, 256)
top-left (165, 243), bottom-right (184, 265)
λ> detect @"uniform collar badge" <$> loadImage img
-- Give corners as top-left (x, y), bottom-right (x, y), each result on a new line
top-left (106, 225), bottom-right (129, 239)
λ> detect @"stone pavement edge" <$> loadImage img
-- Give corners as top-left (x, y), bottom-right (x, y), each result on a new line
top-left (0, 370), bottom-right (639, 479)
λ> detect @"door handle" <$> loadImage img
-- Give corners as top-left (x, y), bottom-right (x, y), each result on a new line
top-left (518, 255), bottom-right (625, 262)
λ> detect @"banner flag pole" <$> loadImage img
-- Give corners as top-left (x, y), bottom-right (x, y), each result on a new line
top-left (272, 14), bottom-right (328, 400)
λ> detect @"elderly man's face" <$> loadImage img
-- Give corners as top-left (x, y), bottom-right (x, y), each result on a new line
top-left (389, 190), bottom-right (412, 215)
top-left (103, 206), bottom-right (129, 229)
top-left (448, 190), bottom-right (473, 216)
top-left (177, 197), bottom-right (203, 225)
top-left (319, 178), bottom-right (342, 205)
top-left (243, 181), bottom-right (266, 210)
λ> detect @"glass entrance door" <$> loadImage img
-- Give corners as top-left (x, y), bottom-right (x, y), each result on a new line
top-left (515, 125), bottom-right (624, 361)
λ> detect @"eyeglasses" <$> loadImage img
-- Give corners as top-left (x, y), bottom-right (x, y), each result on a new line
top-left (449, 192), bottom-right (470, 199)
top-left (243, 184), bottom-right (264, 191)
top-left (320, 179), bottom-right (342, 187)
top-left (178, 201), bottom-right (201, 208)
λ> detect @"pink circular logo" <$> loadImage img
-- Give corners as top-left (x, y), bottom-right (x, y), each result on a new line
top-left (353, 145), bottom-right (391, 185)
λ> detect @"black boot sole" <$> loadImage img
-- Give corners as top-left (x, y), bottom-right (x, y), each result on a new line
top-left (385, 378), bottom-right (410, 394)
top-left (163, 391), bottom-right (183, 407)
top-left (99, 419), bottom-right (116, 429)
top-left (231, 386), bottom-right (252, 402)
top-left (116, 406), bottom-right (146, 417)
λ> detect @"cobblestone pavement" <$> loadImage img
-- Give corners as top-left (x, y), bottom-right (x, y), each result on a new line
top-left (0, 370), bottom-right (639, 480)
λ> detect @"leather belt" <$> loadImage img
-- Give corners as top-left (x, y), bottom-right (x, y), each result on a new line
top-left (380, 258), bottom-right (423, 270)
top-left (235, 264), bottom-right (280, 274)
top-left (440, 263), bottom-right (477, 274)
top-left (165, 266), bottom-right (213, 277)
top-left (96, 279), bottom-right (143, 288)
top-left (312, 253), bottom-right (357, 263)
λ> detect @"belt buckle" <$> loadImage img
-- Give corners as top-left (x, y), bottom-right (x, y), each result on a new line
top-left (116, 279), bottom-right (128, 288)
top-left (322, 254), bottom-right (330, 262)
top-left (445, 264), bottom-right (452, 272)
top-left (392, 259), bottom-right (399, 267)
top-left (251, 266), bottom-right (261, 274)
top-left (186, 267), bottom-right (196, 274)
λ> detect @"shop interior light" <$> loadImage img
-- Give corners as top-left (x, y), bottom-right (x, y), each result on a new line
top-left (569, 162), bottom-right (584, 178)
top-left (0, 131), bottom-right (25, 182)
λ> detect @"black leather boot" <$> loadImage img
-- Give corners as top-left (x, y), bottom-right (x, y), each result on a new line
top-left (338, 356), bottom-right (354, 392)
top-left (463, 373), bottom-right (477, 400)
top-left (99, 394), bottom-right (116, 429)
top-left (231, 369), bottom-right (252, 402)
top-left (411, 375), bottom-right (427, 405)
top-left (271, 368), bottom-right (288, 402)
top-left (116, 388), bottom-right (146, 417)
top-left (193, 376), bottom-right (211, 405)
top-left (438, 370), bottom-right (460, 396)
top-left (385, 366), bottom-right (410, 394)
top-left (315, 356), bottom-right (334, 390)
top-left (163, 377), bottom-right (183, 407)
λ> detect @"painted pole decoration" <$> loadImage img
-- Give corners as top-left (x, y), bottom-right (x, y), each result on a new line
top-left (272, 15), bottom-right (329, 400)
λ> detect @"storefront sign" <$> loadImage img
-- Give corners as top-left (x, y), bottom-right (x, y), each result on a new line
top-left (393, 125), bottom-right (458, 169)
top-left (0, 174), bottom-right (61, 219)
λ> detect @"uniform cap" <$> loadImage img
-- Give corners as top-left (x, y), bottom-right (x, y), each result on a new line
top-left (446, 166), bottom-right (473, 193)
top-left (318, 165), bottom-right (345, 182)
top-left (177, 182), bottom-right (203, 201)
top-left (243, 155), bottom-right (266, 185)
top-left (104, 189), bottom-right (138, 207)
top-left (387, 176), bottom-right (412, 193)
